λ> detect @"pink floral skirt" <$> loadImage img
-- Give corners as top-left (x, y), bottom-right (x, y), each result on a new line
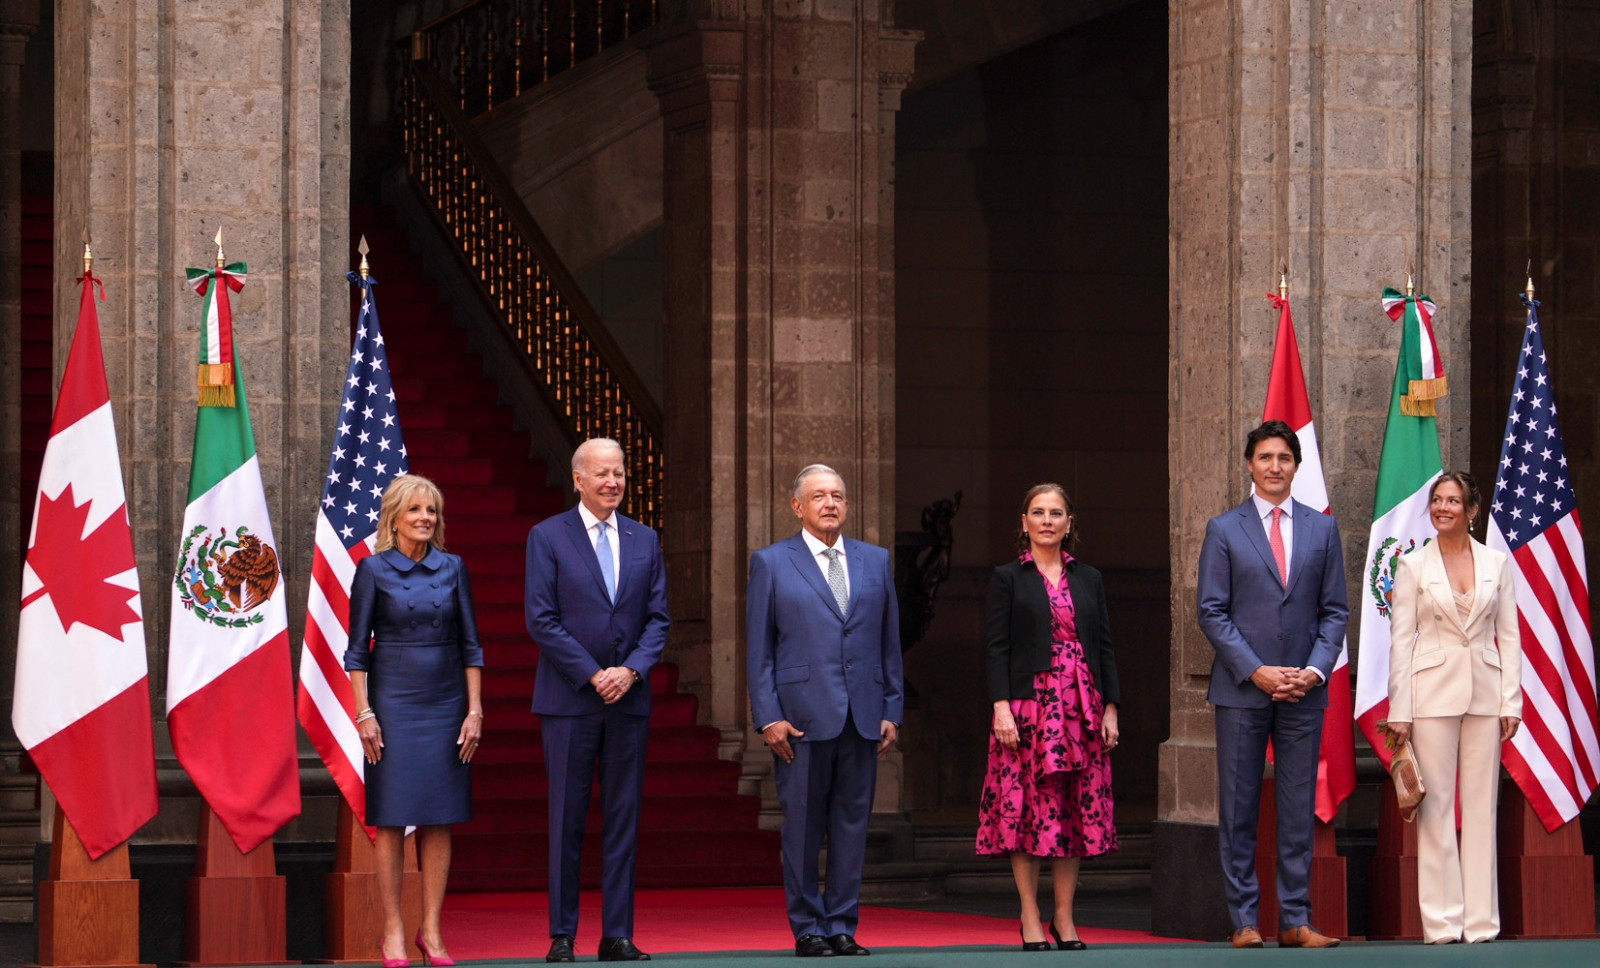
top-left (975, 636), bottom-right (1117, 859)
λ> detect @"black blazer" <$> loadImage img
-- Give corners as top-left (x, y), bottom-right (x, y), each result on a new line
top-left (984, 557), bottom-right (1120, 706)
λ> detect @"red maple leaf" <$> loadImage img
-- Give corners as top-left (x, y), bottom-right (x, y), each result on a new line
top-left (23, 484), bottom-right (140, 640)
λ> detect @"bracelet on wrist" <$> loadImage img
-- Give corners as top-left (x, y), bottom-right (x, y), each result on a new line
top-left (467, 709), bottom-right (483, 720)
top-left (355, 711), bottom-right (376, 725)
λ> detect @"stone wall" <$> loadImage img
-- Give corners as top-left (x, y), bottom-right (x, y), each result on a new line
top-left (1160, 0), bottom-right (1473, 940)
top-left (50, 1), bottom-right (351, 838)
top-left (892, 0), bottom-right (1170, 817)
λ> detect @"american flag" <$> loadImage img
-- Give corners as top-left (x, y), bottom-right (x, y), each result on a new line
top-left (1488, 291), bottom-right (1599, 832)
top-left (296, 270), bottom-right (408, 828)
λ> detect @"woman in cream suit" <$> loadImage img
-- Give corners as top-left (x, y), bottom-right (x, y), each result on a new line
top-left (1387, 471), bottom-right (1521, 944)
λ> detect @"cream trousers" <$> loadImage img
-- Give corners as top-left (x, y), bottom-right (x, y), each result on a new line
top-left (1411, 714), bottom-right (1502, 943)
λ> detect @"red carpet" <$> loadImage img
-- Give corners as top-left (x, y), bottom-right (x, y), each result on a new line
top-left (440, 888), bottom-right (1186, 957)
top-left (352, 206), bottom-right (781, 893)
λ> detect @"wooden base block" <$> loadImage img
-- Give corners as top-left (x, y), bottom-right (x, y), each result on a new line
top-left (37, 878), bottom-right (148, 967)
top-left (1499, 853), bottom-right (1598, 939)
top-left (1366, 855), bottom-right (1423, 940)
top-left (176, 874), bottom-right (296, 966)
top-left (312, 870), bottom-right (423, 963)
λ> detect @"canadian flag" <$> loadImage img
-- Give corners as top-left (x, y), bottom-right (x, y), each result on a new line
top-left (12, 268), bottom-right (159, 858)
top-left (1262, 291), bottom-right (1357, 822)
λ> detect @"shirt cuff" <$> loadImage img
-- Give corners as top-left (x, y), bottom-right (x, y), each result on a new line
top-left (1304, 665), bottom-right (1328, 686)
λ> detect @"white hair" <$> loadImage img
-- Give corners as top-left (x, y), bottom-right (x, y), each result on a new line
top-left (792, 463), bottom-right (846, 501)
top-left (571, 438), bottom-right (625, 475)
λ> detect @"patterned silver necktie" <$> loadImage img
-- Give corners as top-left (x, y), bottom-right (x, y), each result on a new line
top-left (823, 546), bottom-right (848, 616)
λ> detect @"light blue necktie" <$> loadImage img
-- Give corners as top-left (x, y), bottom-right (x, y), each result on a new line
top-left (595, 519), bottom-right (616, 603)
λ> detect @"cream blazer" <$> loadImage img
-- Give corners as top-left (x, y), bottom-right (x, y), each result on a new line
top-left (1387, 538), bottom-right (1522, 722)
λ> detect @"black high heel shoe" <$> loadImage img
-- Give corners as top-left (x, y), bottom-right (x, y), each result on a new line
top-left (1049, 923), bottom-right (1087, 951)
top-left (1020, 927), bottom-right (1052, 952)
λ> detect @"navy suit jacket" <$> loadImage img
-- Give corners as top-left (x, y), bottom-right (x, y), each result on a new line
top-left (524, 506), bottom-right (670, 717)
top-left (1196, 498), bottom-right (1349, 709)
top-left (746, 533), bottom-right (904, 743)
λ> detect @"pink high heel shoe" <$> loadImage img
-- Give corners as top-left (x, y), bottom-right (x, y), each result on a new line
top-left (415, 930), bottom-right (456, 967)
top-left (378, 937), bottom-right (410, 968)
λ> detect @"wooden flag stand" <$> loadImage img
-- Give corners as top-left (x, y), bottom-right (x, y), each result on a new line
top-left (311, 800), bottom-right (423, 963)
top-left (1497, 778), bottom-right (1597, 938)
top-left (1366, 777), bottom-right (1423, 940)
top-left (1251, 778), bottom-right (1349, 938)
top-left (174, 805), bottom-right (296, 966)
top-left (32, 804), bottom-right (151, 968)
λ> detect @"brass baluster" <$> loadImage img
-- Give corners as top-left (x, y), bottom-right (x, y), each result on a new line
top-left (541, 0), bottom-right (550, 81)
top-left (568, 0), bottom-right (576, 73)
top-left (624, 0), bottom-right (631, 39)
top-left (457, 19), bottom-right (469, 110)
top-left (486, 5), bottom-right (497, 111)
top-left (597, 0), bottom-right (605, 54)
top-left (514, 0), bottom-right (525, 96)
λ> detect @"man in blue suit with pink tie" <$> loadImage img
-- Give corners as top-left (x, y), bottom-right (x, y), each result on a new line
top-left (526, 438), bottom-right (669, 963)
top-left (1197, 422), bottom-right (1347, 949)
top-left (747, 464), bottom-right (903, 958)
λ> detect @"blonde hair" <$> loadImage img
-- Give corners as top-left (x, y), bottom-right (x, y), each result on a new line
top-left (375, 474), bottom-right (446, 553)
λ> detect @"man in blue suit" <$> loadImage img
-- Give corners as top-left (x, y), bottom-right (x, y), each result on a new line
top-left (526, 438), bottom-right (669, 963)
top-left (1197, 421), bottom-right (1348, 949)
top-left (747, 464), bottom-right (903, 958)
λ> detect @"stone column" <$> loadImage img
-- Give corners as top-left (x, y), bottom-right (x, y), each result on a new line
top-left (647, 2), bottom-right (917, 793)
top-left (0, 0), bottom-right (39, 751)
top-left (53, 1), bottom-right (350, 800)
top-left (1158, 0), bottom-right (1471, 940)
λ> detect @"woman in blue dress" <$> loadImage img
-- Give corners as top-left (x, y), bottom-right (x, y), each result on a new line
top-left (347, 474), bottom-right (483, 966)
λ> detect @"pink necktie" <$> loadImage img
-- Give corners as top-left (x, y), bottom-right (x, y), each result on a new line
top-left (1270, 507), bottom-right (1288, 585)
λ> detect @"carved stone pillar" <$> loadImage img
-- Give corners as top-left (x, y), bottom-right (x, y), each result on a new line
top-left (0, 0), bottom-right (39, 748)
top-left (647, 5), bottom-right (918, 791)
top-left (1159, 0), bottom-right (1471, 941)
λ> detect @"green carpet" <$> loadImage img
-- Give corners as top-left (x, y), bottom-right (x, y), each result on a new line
top-left (447, 939), bottom-right (1600, 967)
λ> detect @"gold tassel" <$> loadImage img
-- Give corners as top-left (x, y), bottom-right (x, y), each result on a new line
top-left (197, 363), bottom-right (236, 408)
top-left (1399, 395), bottom-right (1438, 417)
top-left (1407, 376), bottom-right (1447, 400)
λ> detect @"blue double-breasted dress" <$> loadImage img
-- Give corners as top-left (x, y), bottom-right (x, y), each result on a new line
top-left (344, 546), bottom-right (483, 827)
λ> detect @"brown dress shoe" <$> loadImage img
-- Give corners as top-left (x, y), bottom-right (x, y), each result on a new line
top-left (1278, 925), bottom-right (1339, 948)
top-left (1230, 926), bottom-right (1264, 948)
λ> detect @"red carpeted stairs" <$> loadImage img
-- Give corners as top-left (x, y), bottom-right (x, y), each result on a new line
top-left (19, 194), bottom-right (53, 554)
top-left (350, 204), bottom-right (781, 892)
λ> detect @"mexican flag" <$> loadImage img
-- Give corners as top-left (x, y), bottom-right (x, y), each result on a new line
top-left (1261, 291), bottom-right (1355, 822)
top-left (166, 259), bottom-right (301, 852)
top-left (1352, 286), bottom-right (1446, 764)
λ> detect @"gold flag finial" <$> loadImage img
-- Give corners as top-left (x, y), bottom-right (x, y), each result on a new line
top-left (1405, 260), bottom-right (1415, 297)
top-left (82, 229), bottom-right (92, 275)
top-left (214, 227), bottom-right (225, 268)
top-left (1526, 259), bottom-right (1535, 301)
top-left (1278, 260), bottom-right (1288, 298)
top-left (358, 235), bottom-right (370, 280)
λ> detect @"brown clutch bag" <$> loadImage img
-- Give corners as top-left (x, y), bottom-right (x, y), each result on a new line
top-left (1378, 720), bottom-right (1426, 822)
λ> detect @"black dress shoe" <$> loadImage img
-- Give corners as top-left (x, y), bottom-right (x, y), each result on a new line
top-left (598, 937), bottom-right (651, 961)
top-left (1049, 923), bottom-right (1087, 951)
top-left (546, 935), bottom-right (575, 963)
top-left (827, 935), bottom-right (870, 956)
top-left (795, 935), bottom-right (837, 957)
top-left (1020, 926), bottom-right (1052, 952)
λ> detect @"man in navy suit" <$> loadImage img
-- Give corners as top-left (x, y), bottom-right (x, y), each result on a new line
top-left (526, 438), bottom-right (669, 963)
top-left (747, 464), bottom-right (903, 958)
top-left (1197, 421), bottom-right (1348, 949)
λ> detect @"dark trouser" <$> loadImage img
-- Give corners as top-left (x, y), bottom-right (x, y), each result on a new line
top-left (1214, 702), bottom-right (1323, 930)
top-left (541, 706), bottom-right (650, 938)
top-left (772, 729), bottom-right (878, 940)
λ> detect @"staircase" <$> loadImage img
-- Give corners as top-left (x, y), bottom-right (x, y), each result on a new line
top-left (352, 204), bottom-right (780, 892)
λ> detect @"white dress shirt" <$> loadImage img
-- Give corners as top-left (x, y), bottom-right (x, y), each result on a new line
top-left (577, 502), bottom-right (621, 590)
top-left (1249, 493), bottom-right (1326, 685)
top-left (800, 528), bottom-right (849, 600)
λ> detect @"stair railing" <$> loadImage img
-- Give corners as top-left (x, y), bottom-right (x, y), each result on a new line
top-left (401, 37), bottom-right (664, 529)
top-left (413, 0), bottom-right (661, 119)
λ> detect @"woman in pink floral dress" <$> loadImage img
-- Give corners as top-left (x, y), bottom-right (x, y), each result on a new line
top-left (977, 484), bottom-right (1120, 951)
